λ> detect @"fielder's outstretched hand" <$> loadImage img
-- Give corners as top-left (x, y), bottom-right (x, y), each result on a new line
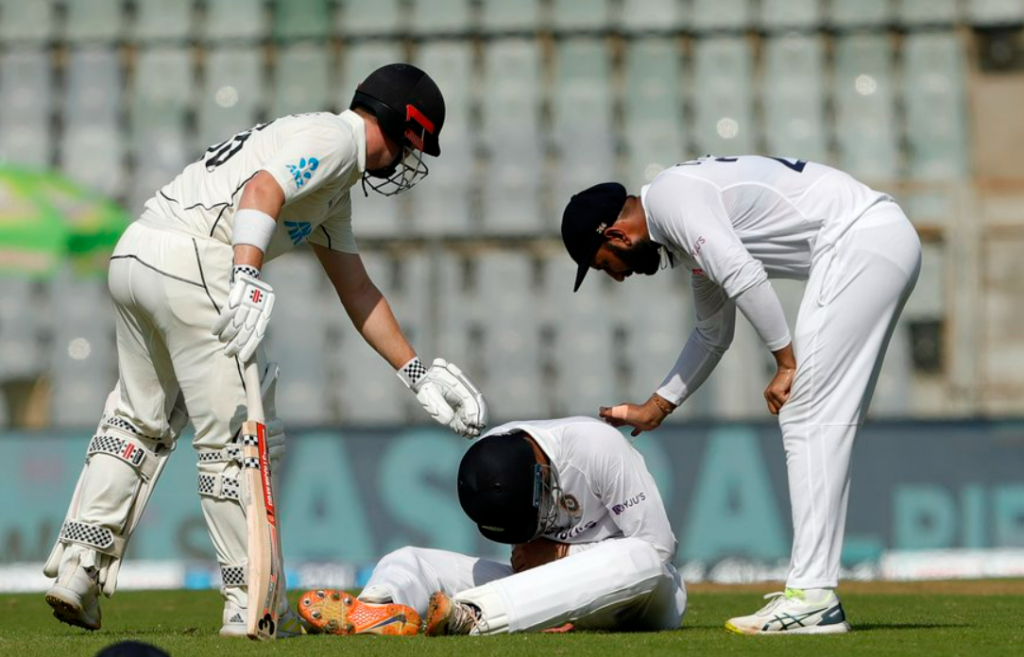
top-left (599, 394), bottom-right (676, 437)
top-left (212, 268), bottom-right (275, 362)
top-left (399, 358), bottom-right (488, 438)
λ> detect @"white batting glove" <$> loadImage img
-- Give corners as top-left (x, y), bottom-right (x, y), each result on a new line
top-left (398, 357), bottom-right (489, 438)
top-left (211, 266), bottom-right (275, 363)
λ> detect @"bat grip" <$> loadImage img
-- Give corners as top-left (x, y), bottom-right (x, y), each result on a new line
top-left (243, 358), bottom-right (266, 423)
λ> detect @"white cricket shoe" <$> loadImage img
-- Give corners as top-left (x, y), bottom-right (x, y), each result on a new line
top-left (219, 602), bottom-right (308, 638)
top-left (725, 588), bottom-right (851, 635)
top-left (44, 553), bottom-right (102, 631)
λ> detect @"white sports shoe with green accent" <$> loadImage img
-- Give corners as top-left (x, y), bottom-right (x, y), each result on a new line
top-left (725, 588), bottom-right (851, 635)
top-left (219, 603), bottom-right (308, 638)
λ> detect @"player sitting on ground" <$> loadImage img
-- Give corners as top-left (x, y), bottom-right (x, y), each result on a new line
top-left (297, 416), bottom-right (686, 636)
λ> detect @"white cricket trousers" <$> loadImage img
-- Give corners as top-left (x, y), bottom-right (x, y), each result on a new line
top-left (781, 202), bottom-right (922, 590)
top-left (94, 220), bottom-right (270, 605)
top-left (362, 538), bottom-right (686, 634)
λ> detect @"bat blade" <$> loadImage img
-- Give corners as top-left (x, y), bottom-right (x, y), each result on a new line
top-left (241, 418), bottom-right (282, 641)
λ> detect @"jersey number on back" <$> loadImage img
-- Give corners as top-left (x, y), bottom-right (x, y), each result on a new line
top-left (204, 120), bottom-right (276, 171)
top-left (679, 155), bottom-right (807, 173)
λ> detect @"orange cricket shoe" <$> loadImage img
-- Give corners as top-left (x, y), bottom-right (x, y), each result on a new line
top-left (297, 589), bottom-right (420, 636)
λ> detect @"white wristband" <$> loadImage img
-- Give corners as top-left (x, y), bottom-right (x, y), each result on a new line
top-left (231, 208), bottom-right (277, 252)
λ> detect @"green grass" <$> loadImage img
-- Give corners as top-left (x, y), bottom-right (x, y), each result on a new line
top-left (2, 583), bottom-right (1022, 657)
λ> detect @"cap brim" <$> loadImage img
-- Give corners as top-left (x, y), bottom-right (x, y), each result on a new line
top-left (573, 260), bottom-right (590, 293)
top-left (572, 237), bottom-right (605, 292)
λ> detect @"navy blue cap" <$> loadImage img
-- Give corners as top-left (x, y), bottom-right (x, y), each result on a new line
top-left (561, 182), bottom-right (627, 292)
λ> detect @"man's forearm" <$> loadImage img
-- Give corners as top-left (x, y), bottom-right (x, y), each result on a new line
top-left (343, 284), bottom-right (416, 369)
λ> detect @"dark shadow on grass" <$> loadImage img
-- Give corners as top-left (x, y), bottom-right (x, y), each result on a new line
top-left (852, 623), bottom-right (969, 631)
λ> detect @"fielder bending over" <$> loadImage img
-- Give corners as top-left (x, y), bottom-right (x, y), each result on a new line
top-left (43, 64), bottom-right (487, 636)
top-left (560, 155), bottom-right (921, 634)
top-left (297, 417), bottom-right (686, 636)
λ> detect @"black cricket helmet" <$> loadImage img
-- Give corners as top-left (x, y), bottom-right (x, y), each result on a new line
top-left (350, 63), bottom-right (445, 196)
top-left (457, 431), bottom-right (562, 544)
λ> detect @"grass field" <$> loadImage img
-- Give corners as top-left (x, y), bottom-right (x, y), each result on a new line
top-left (2, 581), bottom-right (1022, 657)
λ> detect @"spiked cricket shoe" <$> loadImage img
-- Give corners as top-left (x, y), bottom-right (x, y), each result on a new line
top-left (298, 589), bottom-right (420, 636)
top-left (422, 591), bottom-right (481, 636)
top-left (45, 555), bottom-right (101, 631)
top-left (726, 588), bottom-right (851, 635)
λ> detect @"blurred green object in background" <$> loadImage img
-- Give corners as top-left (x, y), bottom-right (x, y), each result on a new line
top-left (0, 166), bottom-right (131, 278)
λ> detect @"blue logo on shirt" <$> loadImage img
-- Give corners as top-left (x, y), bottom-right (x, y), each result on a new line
top-left (286, 157), bottom-right (319, 188)
top-left (284, 220), bottom-right (311, 245)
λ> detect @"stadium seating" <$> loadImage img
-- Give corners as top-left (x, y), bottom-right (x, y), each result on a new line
top-left (134, 0), bottom-right (194, 42)
top-left (691, 0), bottom-right (752, 31)
top-left (196, 47), bottom-right (265, 154)
top-left (623, 37), bottom-right (685, 189)
top-left (0, 3), bottom-right (985, 425)
top-left (0, 48), bottom-right (53, 167)
top-left (551, 0), bottom-right (613, 32)
top-left (338, 0), bottom-right (404, 36)
top-left (759, 0), bottom-right (821, 31)
top-left (903, 32), bottom-right (969, 180)
top-left (272, 0), bottom-right (332, 41)
top-left (65, 0), bottom-right (124, 43)
top-left (692, 37), bottom-right (756, 156)
top-left (832, 34), bottom-right (899, 180)
top-left (0, 0), bottom-right (55, 43)
top-left (0, 281), bottom-right (45, 382)
top-left (967, 0), bottom-right (1024, 25)
top-left (270, 43), bottom-right (333, 117)
top-left (47, 270), bottom-right (116, 427)
top-left (898, 0), bottom-right (959, 26)
top-left (827, 0), bottom-right (892, 27)
top-left (620, 0), bottom-right (685, 33)
top-left (762, 35), bottom-right (828, 163)
top-left (478, 0), bottom-right (541, 33)
top-left (551, 38), bottom-right (616, 223)
top-left (409, 0), bottom-right (473, 35)
top-left (201, 0), bottom-right (267, 42)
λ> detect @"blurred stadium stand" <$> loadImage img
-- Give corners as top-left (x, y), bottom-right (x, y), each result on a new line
top-left (1, 0), bottom-right (1023, 427)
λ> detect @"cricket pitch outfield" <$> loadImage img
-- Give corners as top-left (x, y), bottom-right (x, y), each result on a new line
top-left (2, 580), bottom-right (1022, 657)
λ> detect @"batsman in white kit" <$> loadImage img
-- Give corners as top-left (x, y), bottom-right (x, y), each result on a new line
top-left (296, 417), bottom-right (686, 636)
top-left (42, 64), bottom-right (488, 636)
top-left (561, 156), bottom-right (921, 634)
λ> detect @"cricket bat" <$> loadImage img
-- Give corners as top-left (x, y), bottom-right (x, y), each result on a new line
top-left (241, 359), bottom-right (282, 640)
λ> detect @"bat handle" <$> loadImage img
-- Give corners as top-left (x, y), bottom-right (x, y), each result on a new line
top-left (243, 358), bottom-right (266, 423)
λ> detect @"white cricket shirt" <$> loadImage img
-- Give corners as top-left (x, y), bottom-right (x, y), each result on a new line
top-left (140, 111), bottom-right (367, 260)
top-left (642, 155), bottom-right (893, 404)
top-left (480, 417), bottom-right (677, 564)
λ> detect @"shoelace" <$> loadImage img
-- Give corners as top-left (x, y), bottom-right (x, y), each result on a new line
top-left (757, 592), bottom-right (788, 614)
top-left (448, 600), bottom-right (480, 634)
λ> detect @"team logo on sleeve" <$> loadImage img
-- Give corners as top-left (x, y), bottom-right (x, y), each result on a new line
top-left (286, 157), bottom-right (320, 188)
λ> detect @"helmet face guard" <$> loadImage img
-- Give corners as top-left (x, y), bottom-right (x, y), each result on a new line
top-left (361, 144), bottom-right (430, 197)
top-left (532, 463), bottom-right (563, 540)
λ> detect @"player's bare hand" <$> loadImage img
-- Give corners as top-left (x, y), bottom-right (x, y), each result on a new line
top-left (511, 538), bottom-right (570, 573)
top-left (764, 365), bottom-right (796, 415)
top-left (599, 394), bottom-right (675, 437)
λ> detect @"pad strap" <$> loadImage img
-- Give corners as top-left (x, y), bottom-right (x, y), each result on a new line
top-left (87, 434), bottom-right (159, 480)
top-left (197, 446), bottom-right (243, 464)
top-left (221, 564), bottom-right (247, 588)
top-left (58, 520), bottom-right (127, 557)
top-left (197, 473), bottom-right (242, 502)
